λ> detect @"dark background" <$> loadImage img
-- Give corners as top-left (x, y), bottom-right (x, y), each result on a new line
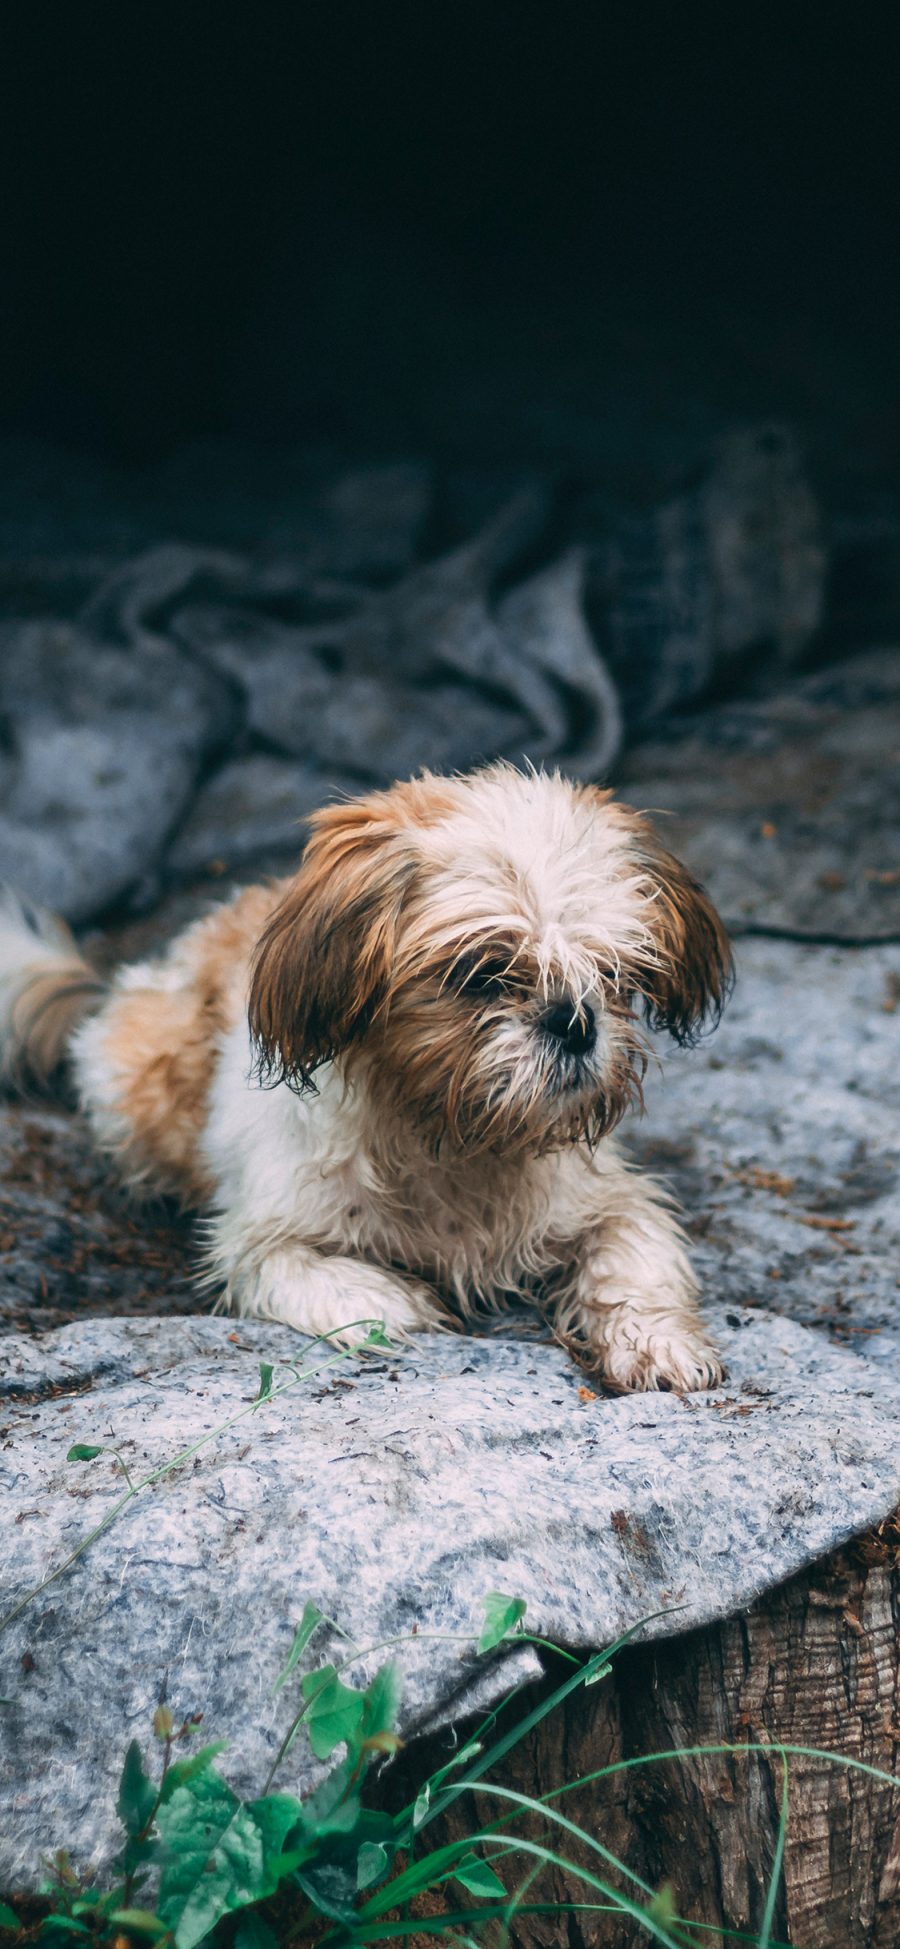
top-left (3, 5), bottom-right (900, 501)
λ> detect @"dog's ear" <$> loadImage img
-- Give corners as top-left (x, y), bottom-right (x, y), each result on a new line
top-left (248, 794), bottom-right (418, 1087)
top-left (630, 816), bottom-right (733, 1045)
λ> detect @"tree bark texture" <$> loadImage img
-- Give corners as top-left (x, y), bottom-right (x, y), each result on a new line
top-left (389, 1537), bottom-right (900, 1948)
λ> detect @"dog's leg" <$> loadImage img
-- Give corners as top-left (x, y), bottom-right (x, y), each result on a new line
top-left (214, 1231), bottom-right (449, 1347)
top-left (554, 1165), bottom-right (723, 1392)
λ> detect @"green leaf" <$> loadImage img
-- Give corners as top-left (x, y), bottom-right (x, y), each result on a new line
top-left (273, 1602), bottom-right (325, 1693)
top-left (296, 1756), bottom-right (360, 1839)
top-left (107, 1911), bottom-right (170, 1939)
top-left (156, 1773), bottom-right (304, 1949)
top-left (37, 1922), bottom-right (91, 1940)
top-left (412, 1784), bottom-right (430, 1829)
top-left (584, 1661), bottom-right (612, 1687)
top-left (117, 1740), bottom-right (158, 1838)
top-left (159, 1741), bottom-right (228, 1803)
top-left (233, 1917), bottom-right (279, 1949)
top-left (0, 1903), bottom-right (19, 1932)
top-left (254, 1363), bottom-right (274, 1405)
top-left (294, 1861), bottom-right (358, 1925)
top-left (66, 1444), bottom-right (103, 1463)
top-left (453, 1852), bottom-right (507, 1899)
top-left (362, 1324), bottom-right (391, 1348)
top-left (360, 1660), bottom-right (401, 1743)
top-left (477, 1592), bottom-right (527, 1654)
top-left (356, 1841), bottom-right (390, 1891)
top-left (299, 1665), bottom-right (366, 1762)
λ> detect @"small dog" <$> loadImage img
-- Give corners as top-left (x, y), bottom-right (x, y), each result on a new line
top-left (0, 765), bottom-right (732, 1389)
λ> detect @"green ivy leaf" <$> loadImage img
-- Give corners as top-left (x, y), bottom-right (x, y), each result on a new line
top-left (254, 1363), bottom-right (274, 1406)
top-left (156, 1774), bottom-right (304, 1949)
top-left (159, 1742), bottom-right (228, 1804)
top-left (294, 1861), bottom-right (358, 1925)
top-left (453, 1852), bottom-right (507, 1899)
top-left (117, 1741), bottom-right (158, 1838)
top-left (0, 1903), bottom-right (19, 1932)
top-left (356, 1841), bottom-right (390, 1891)
top-left (360, 1661), bottom-right (401, 1743)
top-left (296, 1757), bottom-right (360, 1839)
top-left (477, 1592), bottom-right (527, 1654)
top-left (66, 1444), bottom-right (103, 1463)
top-left (273, 1602), bottom-right (325, 1693)
top-left (299, 1665), bottom-right (366, 1762)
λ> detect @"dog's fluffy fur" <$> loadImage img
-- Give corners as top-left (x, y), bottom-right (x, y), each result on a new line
top-left (0, 765), bottom-right (733, 1389)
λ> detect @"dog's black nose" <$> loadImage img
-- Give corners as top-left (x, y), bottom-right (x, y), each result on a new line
top-left (541, 999), bottom-right (596, 1056)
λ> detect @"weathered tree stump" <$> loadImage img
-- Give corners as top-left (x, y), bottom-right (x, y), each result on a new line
top-left (392, 1535), bottom-right (900, 1949)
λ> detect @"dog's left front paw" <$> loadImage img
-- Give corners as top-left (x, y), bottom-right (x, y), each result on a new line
top-left (596, 1329), bottom-right (725, 1394)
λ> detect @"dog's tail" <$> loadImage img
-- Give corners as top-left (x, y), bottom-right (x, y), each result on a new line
top-left (0, 886), bottom-right (107, 1093)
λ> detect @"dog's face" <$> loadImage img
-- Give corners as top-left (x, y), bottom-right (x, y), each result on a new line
top-left (249, 766), bottom-right (732, 1155)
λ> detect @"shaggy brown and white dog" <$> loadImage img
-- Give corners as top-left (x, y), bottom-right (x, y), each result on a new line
top-left (0, 765), bottom-right (732, 1389)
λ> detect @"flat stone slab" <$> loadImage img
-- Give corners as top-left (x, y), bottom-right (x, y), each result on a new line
top-left (3, 1306), bottom-right (900, 1889)
top-left (618, 650), bottom-right (900, 939)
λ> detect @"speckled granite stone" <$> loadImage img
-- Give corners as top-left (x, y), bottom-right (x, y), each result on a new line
top-left (618, 650), bottom-right (900, 940)
top-left (2, 1306), bottom-right (900, 1887)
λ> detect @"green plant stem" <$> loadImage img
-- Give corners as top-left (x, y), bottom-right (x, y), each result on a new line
top-left (0, 1327), bottom-right (382, 1642)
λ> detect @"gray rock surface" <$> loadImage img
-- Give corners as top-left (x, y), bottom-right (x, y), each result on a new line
top-left (3, 1306), bottom-right (900, 1888)
top-left (596, 424), bottom-right (827, 728)
top-left (165, 754), bottom-right (330, 880)
top-left (170, 497), bottom-right (621, 786)
top-left (631, 937), bottom-right (900, 1358)
top-left (0, 621), bottom-right (233, 922)
top-left (618, 650), bottom-right (900, 939)
top-left (0, 431), bottom-right (831, 921)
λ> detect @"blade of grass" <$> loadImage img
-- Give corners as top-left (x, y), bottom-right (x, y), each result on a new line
top-left (757, 1748), bottom-right (788, 1949)
top-left (357, 1832), bottom-right (687, 1946)
top-left (540, 1740), bottom-right (900, 1799)
top-left (339, 1906), bottom-right (793, 1947)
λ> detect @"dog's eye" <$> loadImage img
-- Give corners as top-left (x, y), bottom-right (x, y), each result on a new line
top-left (453, 955), bottom-right (515, 999)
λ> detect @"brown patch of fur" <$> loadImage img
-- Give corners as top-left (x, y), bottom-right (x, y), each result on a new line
top-left (9, 967), bottom-right (106, 1092)
top-left (613, 802), bottom-right (733, 1043)
top-left (102, 883), bottom-right (283, 1199)
top-left (249, 792), bottom-right (423, 1087)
